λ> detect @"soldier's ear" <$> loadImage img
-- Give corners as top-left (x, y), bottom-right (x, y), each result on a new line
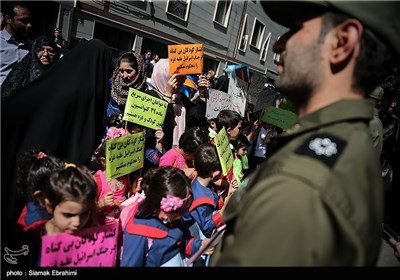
top-left (330, 19), bottom-right (363, 65)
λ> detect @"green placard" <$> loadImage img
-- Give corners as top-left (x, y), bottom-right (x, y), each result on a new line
top-left (261, 106), bottom-right (298, 129)
top-left (214, 127), bottom-right (234, 176)
top-left (123, 88), bottom-right (168, 130)
top-left (106, 131), bottom-right (145, 179)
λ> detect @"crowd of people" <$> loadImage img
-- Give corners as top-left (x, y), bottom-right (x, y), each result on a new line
top-left (1, 0), bottom-right (400, 269)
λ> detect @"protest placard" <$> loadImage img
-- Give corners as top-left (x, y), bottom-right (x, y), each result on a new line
top-left (106, 131), bottom-right (145, 179)
top-left (168, 44), bottom-right (204, 75)
top-left (41, 223), bottom-right (119, 267)
top-left (124, 88), bottom-right (168, 130)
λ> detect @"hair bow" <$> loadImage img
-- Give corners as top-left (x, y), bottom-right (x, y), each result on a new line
top-left (37, 151), bottom-right (48, 159)
top-left (106, 127), bottom-right (129, 140)
top-left (160, 195), bottom-right (190, 213)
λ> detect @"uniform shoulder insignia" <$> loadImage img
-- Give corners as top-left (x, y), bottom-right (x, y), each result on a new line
top-left (294, 133), bottom-right (347, 168)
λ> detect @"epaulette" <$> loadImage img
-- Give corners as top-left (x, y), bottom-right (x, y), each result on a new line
top-left (294, 133), bottom-right (347, 168)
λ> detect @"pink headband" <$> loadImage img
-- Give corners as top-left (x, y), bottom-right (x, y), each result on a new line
top-left (160, 194), bottom-right (191, 213)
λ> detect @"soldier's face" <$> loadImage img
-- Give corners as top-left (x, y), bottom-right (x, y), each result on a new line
top-left (273, 13), bottom-right (325, 111)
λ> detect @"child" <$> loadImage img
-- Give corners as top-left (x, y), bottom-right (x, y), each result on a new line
top-left (30, 163), bottom-right (97, 266)
top-left (190, 144), bottom-right (224, 238)
top-left (209, 110), bottom-right (243, 194)
top-left (231, 133), bottom-right (251, 185)
top-left (189, 143), bottom-right (238, 266)
top-left (41, 163), bottom-right (97, 236)
top-left (90, 126), bottom-right (132, 225)
top-left (16, 149), bottom-right (65, 233)
top-left (189, 143), bottom-right (238, 232)
top-left (121, 166), bottom-right (208, 267)
top-left (15, 149), bottom-right (65, 266)
top-left (213, 109), bottom-right (243, 142)
top-left (159, 126), bottom-right (209, 180)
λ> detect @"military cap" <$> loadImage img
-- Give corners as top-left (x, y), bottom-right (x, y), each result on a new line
top-left (260, 1), bottom-right (400, 57)
top-left (369, 86), bottom-right (384, 100)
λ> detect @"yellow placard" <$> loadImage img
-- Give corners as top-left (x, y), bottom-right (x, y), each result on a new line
top-left (123, 88), bottom-right (168, 130)
top-left (168, 44), bottom-right (204, 76)
top-left (106, 131), bottom-right (145, 179)
top-left (214, 127), bottom-right (234, 176)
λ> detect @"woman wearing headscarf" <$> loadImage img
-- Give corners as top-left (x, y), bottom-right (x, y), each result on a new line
top-left (1, 35), bottom-right (60, 101)
top-left (146, 58), bottom-right (186, 151)
top-left (106, 51), bottom-right (147, 127)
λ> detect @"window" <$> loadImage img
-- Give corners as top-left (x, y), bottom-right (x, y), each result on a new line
top-left (166, 0), bottom-right (191, 21)
top-left (213, 0), bottom-right (232, 27)
top-left (238, 14), bottom-right (249, 52)
top-left (93, 21), bottom-right (135, 55)
top-left (260, 32), bottom-right (272, 62)
top-left (273, 36), bottom-right (281, 64)
top-left (249, 18), bottom-right (265, 49)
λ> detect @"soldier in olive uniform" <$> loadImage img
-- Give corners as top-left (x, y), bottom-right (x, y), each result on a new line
top-left (211, 1), bottom-right (400, 266)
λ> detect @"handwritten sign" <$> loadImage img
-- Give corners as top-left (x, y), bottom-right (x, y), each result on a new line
top-left (261, 106), bottom-right (298, 129)
top-left (106, 131), bottom-right (145, 179)
top-left (214, 127), bottom-right (234, 176)
top-left (168, 44), bottom-right (204, 75)
top-left (41, 223), bottom-right (119, 267)
top-left (206, 89), bottom-right (232, 119)
top-left (227, 76), bottom-right (248, 117)
top-left (124, 88), bottom-right (168, 130)
top-left (205, 78), bottom-right (247, 120)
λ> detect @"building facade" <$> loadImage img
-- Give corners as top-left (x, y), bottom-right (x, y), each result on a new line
top-left (28, 0), bottom-right (287, 79)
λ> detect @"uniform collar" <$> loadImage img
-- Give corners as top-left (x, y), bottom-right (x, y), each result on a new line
top-left (266, 99), bottom-right (375, 155)
top-left (282, 99), bottom-right (375, 137)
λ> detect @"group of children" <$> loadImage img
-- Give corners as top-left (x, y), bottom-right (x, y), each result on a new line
top-left (14, 105), bottom-right (274, 267)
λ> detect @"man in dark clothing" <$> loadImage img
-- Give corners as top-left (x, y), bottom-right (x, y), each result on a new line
top-left (142, 49), bottom-right (152, 76)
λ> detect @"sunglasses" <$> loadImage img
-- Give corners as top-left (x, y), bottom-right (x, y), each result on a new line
top-left (118, 68), bottom-right (134, 74)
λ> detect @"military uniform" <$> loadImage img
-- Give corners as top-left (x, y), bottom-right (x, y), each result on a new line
top-left (211, 100), bottom-right (383, 266)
